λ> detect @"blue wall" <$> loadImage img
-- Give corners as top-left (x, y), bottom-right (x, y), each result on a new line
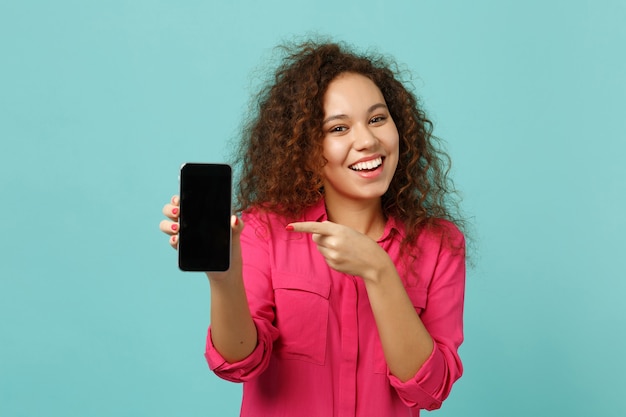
top-left (1, 1), bottom-right (625, 415)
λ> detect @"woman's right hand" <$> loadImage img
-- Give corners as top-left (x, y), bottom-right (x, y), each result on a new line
top-left (159, 195), bottom-right (181, 249)
top-left (158, 195), bottom-right (245, 272)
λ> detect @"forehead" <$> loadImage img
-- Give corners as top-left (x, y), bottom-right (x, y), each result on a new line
top-left (323, 73), bottom-right (385, 111)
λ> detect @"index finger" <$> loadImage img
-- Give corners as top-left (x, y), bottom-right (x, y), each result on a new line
top-left (286, 221), bottom-right (335, 235)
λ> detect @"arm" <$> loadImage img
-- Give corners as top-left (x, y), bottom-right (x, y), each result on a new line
top-left (287, 220), bottom-right (433, 381)
top-left (288, 220), bottom-right (465, 409)
top-left (386, 224), bottom-right (466, 409)
top-left (206, 211), bottom-right (280, 382)
top-left (159, 196), bottom-right (257, 363)
top-left (362, 257), bottom-right (434, 382)
top-left (206, 216), bottom-right (258, 363)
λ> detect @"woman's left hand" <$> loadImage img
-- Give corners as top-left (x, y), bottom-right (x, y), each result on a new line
top-left (287, 221), bottom-right (392, 282)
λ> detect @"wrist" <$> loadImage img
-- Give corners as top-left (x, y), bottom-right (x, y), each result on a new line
top-left (363, 255), bottom-right (395, 285)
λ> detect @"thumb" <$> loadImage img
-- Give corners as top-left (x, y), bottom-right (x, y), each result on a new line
top-left (231, 214), bottom-right (245, 238)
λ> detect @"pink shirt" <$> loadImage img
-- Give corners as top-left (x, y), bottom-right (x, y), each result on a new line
top-left (205, 199), bottom-right (465, 417)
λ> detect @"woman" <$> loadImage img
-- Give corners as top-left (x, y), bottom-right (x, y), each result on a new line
top-left (160, 40), bottom-right (466, 416)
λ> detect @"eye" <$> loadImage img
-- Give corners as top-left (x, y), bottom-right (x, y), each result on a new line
top-left (370, 115), bottom-right (387, 124)
top-left (329, 125), bottom-right (348, 133)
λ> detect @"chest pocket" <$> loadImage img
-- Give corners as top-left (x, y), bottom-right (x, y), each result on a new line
top-left (272, 271), bottom-right (331, 365)
top-left (374, 287), bottom-right (428, 374)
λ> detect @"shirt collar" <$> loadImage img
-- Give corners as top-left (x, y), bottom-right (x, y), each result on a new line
top-left (302, 198), bottom-right (328, 222)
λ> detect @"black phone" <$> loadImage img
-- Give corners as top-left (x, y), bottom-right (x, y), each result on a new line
top-left (178, 163), bottom-right (232, 272)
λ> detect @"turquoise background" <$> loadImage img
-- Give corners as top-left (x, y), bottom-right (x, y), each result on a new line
top-left (2, 0), bottom-right (625, 415)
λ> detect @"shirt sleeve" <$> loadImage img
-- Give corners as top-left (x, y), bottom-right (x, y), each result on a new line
top-left (388, 222), bottom-right (466, 410)
top-left (204, 211), bottom-right (280, 382)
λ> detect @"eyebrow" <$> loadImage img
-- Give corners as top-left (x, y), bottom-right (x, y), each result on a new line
top-left (322, 103), bottom-right (388, 125)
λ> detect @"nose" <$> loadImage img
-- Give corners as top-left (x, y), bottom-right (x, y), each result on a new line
top-left (353, 124), bottom-right (378, 150)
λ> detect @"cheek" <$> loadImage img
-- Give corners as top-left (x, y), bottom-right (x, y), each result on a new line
top-left (387, 124), bottom-right (400, 149)
top-left (386, 133), bottom-right (400, 171)
top-left (322, 139), bottom-right (347, 165)
top-left (388, 133), bottom-right (400, 161)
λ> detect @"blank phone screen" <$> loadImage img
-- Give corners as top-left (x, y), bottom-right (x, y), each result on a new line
top-left (178, 163), bottom-right (232, 271)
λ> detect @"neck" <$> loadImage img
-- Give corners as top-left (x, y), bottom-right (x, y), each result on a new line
top-left (324, 196), bottom-right (386, 240)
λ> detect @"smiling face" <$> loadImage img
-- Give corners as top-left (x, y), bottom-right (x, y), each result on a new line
top-left (321, 72), bottom-right (400, 207)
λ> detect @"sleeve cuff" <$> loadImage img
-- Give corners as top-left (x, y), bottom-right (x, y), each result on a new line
top-left (387, 344), bottom-right (448, 410)
top-left (204, 320), bottom-right (273, 383)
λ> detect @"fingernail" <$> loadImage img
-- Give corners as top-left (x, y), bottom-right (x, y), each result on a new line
top-left (172, 208), bottom-right (179, 215)
top-left (234, 217), bottom-right (239, 226)
top-left (171, 224), bottom-right (178, 231)
top-left (285, 225), bottom-right (294, 232)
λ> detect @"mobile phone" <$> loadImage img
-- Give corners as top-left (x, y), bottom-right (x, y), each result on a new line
top-left (178, 163), bottom-right (232, 272)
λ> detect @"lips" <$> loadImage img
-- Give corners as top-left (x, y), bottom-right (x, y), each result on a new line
top-left (349, 156), bottom-right (383, 171)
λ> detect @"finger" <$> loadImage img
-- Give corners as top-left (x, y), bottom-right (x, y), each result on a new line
top-left (162, 203), bottom-right (180, 220)
top-left (310, 233), bottom-right (324, 245)
top-left (287, 221), bottom-right (334, 235)
top-left (231, 215), bottom-right (245, 238)
top-left (311, 234), bottom-right (341, 252)
top-left (159, 219), bottom-right (179, 235)
top-left (171, 195), bottom-right (180, 206)
top-left (169, 233), bottom-right (178, 250)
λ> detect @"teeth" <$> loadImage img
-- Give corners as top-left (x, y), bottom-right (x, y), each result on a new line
top-left (350, 157), bottom-right (383, 171)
